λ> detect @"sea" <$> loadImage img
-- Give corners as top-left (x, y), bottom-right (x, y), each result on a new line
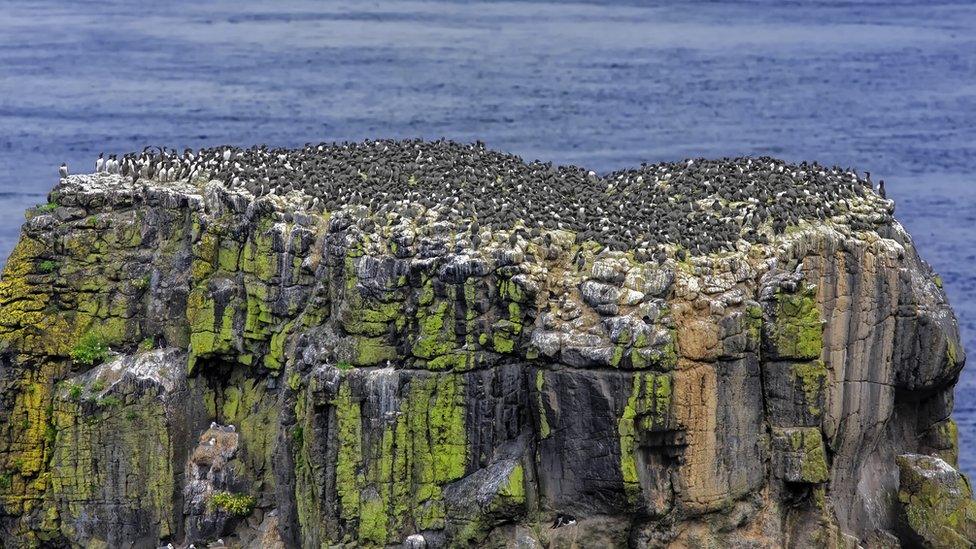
top-left (1, 0), bottom-right (975, 473)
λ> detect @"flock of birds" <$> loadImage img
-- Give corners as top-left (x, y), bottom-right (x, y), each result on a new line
top-left (59, 139), bottom-right (892, 258)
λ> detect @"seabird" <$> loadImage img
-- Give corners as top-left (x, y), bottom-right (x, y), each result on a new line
top-left (551, 513), bottom-right (577, 528)
top-left (59, 163), bottom-right (68, 179)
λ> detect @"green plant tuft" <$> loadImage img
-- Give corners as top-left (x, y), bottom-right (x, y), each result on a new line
top-left (38, 260), bottom-right (57, 273)
top-left (37, 202), bottom-right (57, 212)
top-left (134, 275), bottom-right (151, 291)
top-left (209, 491), bottom-right (256, 517)
top-left (138, 337), bottom-right (154, 352)
top-left (336, 361), bottom-right (353, 371)
top-left (96, 396), bottom-right (122, 408)
top-left (67, 383), bottom-right (84, 401)
top-left (71, 332), bottom-right (110, 366)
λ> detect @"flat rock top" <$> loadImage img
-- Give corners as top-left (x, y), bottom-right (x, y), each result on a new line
top-left (69, 140), bottom-right (894, 257)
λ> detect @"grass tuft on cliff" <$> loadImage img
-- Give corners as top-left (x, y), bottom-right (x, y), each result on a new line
top-left (70, 332), bottom-right (110, 366)
top-left (208, 491), bottom-right (256, 517)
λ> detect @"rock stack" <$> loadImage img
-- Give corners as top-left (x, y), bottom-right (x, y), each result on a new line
top-left (0, 141), bottom-right (966, 548)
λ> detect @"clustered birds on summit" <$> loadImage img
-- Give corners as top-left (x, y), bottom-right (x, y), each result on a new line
top-left (66, 140), bottom-right (892, 257)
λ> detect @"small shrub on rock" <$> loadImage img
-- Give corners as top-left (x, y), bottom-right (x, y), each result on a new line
top-left (208, 491), bottom-right (256, 517)
top-left (70, 332), bottom-right (110, 366)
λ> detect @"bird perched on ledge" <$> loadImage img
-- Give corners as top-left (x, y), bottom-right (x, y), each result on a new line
top-left (58, 163), bottom-right (68, 179)
top-left (551, 513), bottom-right (577, 528)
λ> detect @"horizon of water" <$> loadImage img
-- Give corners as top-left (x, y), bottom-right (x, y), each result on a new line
top-left (1, 0), bottom-right (975, 473)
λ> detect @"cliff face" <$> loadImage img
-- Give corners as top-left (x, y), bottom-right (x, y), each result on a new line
top-left (0, 160), bottom-right (968, 547)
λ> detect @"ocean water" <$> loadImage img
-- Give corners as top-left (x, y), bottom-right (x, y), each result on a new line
top-left (1, 0), bottom-right (975, 472)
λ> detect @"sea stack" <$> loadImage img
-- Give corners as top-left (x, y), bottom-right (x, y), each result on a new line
top-left (0, 141), bottom-right (968, 548)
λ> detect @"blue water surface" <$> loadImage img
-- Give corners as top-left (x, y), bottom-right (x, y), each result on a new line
top-left (1, 0), bottom-right (975, 472)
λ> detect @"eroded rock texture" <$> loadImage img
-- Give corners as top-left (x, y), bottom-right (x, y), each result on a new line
top-left (0, 167), bottom-right (968, 548)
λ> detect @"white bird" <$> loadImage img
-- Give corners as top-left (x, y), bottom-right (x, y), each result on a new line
top-left (59, 163), bottom-right (68, 179)
top-left (95, 153), bottom-right (105, 173)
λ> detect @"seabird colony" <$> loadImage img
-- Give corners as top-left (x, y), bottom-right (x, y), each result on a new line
top-left (78, 139), bottom-right (892, 258)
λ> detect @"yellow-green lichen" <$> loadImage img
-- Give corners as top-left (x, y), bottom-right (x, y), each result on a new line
top-left (334, 383), bottom-right (363, 521)
top-left (897, 455), bottom-right (976, 548)
top-left (329, 374), bottom-right (468, 545)
top-left (618, 372), bottom-right (671, 504)
top-left (793, 360), bottom-right (828, 417)
top-left (209, 491), bottom-right (256, 517)
top-left (747, 305), bottom-right (763, 345)
top-left (785, 428), bottom-right (829, 483)
top-left (536, 371), bottom-right (551, 439)
top-left (264, 320), bottom-right (294, 370)
top-left (413, 300), bottom-right (453, 358)
top-left (772, 286), bottom-right (823, 360)
top-left (352, 337), bottom-right (397, 366)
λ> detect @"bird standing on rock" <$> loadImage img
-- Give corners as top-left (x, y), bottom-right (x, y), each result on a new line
top-left (551, 513), bottom-right (577, 528)
top-left (59, 163), bottom-right (68, 179)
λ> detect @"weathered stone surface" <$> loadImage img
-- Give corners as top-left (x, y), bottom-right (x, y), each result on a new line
top-left (897, 454), bottom-right (976, 548)
top-left (772, 427), bottom-right (829, 484)
top-left (0, 168), bottom-right (967, 548)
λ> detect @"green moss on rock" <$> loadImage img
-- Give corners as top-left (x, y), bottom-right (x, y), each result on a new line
top-left (793, 360), bottom-right (828, 417)
top-left (209, 491), bottom-right (256, 517)
top-left (333, 383), bottom-right (363, 521)
top-left (897, 454), bottom-right (976, 548)
top-left (772, 427), bottom-right (829, 484)
top-left (618, 372), bottom-right (672, 504)
top-left (770, 286), bottom-right (823, 360)
top-left (326, 373), bottom-right (468, 545)
top-left (536, 371), bottom-right (551, 439)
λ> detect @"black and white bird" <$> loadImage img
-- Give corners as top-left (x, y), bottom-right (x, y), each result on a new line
top-left (879, 179), bottom-right (886, 199)
top-left (59, 163), bottom-right (68, 179)
top-left (551, 513), bottom-right (577, 529)
top-left (95, 153), bottom-right (105, 173)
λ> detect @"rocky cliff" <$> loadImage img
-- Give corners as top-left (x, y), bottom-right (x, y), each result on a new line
top-left (0, 142), bottom-right (969, 548)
